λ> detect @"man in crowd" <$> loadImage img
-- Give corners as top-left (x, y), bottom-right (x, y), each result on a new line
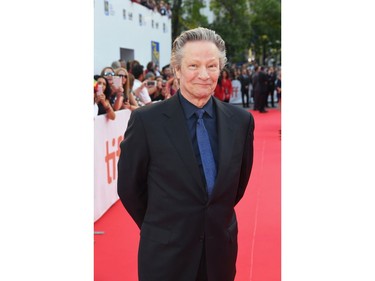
top-left (132, 64), bottom-right (152, 106)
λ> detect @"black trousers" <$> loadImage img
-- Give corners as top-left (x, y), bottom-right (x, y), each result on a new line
top-left (261, 92), bottom-right (268, 109)
top-left (253, 90), bottom-right (261, 110)
top-left (267, 90), bottom-right (275, 107)
top-left (241, 91), bottom-right (249, 107)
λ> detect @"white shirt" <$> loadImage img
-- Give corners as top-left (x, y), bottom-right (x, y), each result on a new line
top-left (230, 79), bottom-right (242, 104)
top-left (133, 79), bottom-right (151, 106)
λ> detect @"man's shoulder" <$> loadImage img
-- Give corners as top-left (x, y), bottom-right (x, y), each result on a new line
top-left (133, 79), bottom-right (141, 87)
top-left (134, 96), bottom-right (176, 116)
top-left (216, 99), bottom-right (253, 120)
top-left (219, 103), bottom-right (254, 132)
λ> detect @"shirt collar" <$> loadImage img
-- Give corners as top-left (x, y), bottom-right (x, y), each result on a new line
top-left (178, 92), bottom-right (214, 119)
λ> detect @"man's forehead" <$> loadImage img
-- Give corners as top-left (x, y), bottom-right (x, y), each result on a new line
top-left (182, 43), bottom-right (219, 59)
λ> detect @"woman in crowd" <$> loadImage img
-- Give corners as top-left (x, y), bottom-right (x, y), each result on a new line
top-left (114, 67), bottom-right (139, 111)
top-left (214, 75), bottom-right (224, 101)
top-left (145, 61), bottom-right (156, 75)
top-left (165, 76), bottom-right (179, 97)
top-left (150, 76), bottom-right (170, 101)
top-left (94, 75), bottom-right (116, 120)
top-left (214, 69), bottom-right (232, 102)
top-left (100, 66), bottom-right (124, 111)
top-left (221, 68), bottom-right (233, 102)
top-left (100, 66), bottom-right (115, 85)
top-left (144, 71), bottom-right (158, 97)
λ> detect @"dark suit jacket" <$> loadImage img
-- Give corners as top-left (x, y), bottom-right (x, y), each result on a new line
top-left (117, 93), bottom-right (254, 281)
top-left (252, 70), bottom-right (267, 94)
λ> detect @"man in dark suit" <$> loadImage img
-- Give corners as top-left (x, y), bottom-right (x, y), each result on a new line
top-left (252, 66), bottom-right (268, 113)
top-left (117, 27), bottom-right (254, 281)
top-left (266, 67), bottom-right (277, 108)
top-left (238, 67), bottom-right (251, 108)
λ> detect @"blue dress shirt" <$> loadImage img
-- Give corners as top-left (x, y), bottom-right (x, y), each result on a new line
top-left (178, 92), bottom-right (218, 185)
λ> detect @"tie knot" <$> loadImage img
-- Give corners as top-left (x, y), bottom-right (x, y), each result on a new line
top-left (195, 109), bottom-right (205, 119)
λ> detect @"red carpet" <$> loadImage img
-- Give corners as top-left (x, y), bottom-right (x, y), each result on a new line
top-left (235, 108), bottom-right (281, 281)
top-left (94, 107), bottom-right (281, 281)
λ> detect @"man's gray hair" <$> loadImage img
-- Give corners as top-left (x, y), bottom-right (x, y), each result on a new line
top-left (170, 27), bottom-right (227, 73)
top-left (111, 60), bottom-right (122, 70)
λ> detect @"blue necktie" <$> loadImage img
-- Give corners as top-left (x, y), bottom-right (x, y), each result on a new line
top-left (195, 109), bottom-right (217, 197)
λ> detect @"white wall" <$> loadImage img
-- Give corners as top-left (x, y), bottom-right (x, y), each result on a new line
top-left (94, 0), bottom-right (172, 74)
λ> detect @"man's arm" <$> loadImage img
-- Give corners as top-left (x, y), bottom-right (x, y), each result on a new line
top-left (117, 110), bottom-right (149, 228)
top-left (235, 114), bottom-right (255, 204)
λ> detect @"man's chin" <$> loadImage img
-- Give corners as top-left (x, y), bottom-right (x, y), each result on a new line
top-left (195, 88), bottom-right (214, 96)
top-left (196, 92), bottom-right (213, 99)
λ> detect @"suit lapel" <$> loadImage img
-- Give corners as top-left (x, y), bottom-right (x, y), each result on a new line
top-left (162, 95), bottom-right (205, 192)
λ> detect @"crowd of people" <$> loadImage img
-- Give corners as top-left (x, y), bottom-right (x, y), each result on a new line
top-left (131, 0), bottom-right (172, 18)
top-left (93, 58), bottom-right (282, 120)
top-left (220, 64), bottom-right (282, 113)
top-left (94, 59), bottom-right (176, 119)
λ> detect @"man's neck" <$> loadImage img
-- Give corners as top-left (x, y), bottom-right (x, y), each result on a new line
top-left (180, 91), bottom-right (211, 109)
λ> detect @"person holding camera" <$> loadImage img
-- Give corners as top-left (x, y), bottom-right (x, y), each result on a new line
top-left (100, 66), bottom-right (125, 111)
top-left (114, 67), bottom-right (139, 111)
top-left (131, 64), bottom-right (152, 106)
top-left (93, 75), bottom-right (116, 120)
top-left (150, 77), bottom-right (170, 102)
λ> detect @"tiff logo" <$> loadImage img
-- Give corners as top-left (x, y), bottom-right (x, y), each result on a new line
top-left (104, 135), bottom-right (124, 184)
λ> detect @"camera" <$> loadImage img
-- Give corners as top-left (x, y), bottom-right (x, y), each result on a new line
top-left (147, 80), bottom-right (157, 87)
top-left (96, 84), bottom-right (103, 96)
top-left (113, 76), bottom-right (122, 88)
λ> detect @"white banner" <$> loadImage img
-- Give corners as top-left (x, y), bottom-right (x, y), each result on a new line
top-left (94, 109), bottom-right (131, 222)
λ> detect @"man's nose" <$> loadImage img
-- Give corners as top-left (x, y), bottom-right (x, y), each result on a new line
top-left (198, 67), bottom-right (210, 79)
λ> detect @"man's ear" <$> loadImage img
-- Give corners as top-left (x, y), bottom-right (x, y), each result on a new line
top-left (174, 67), bottom-right (181, 80)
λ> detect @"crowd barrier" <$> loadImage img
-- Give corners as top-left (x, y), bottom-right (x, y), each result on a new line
top-left (94, 109), bottom-right (131, 222)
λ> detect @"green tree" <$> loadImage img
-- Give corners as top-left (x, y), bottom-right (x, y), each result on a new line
top-left (208, 0), bottom-right (252, 63)
top-left (170, 0), bottom-right (281, 65)
top-left (171, 0), bottom-right (183, 42)
top-left (248, 0), bottom-right (281, 64)
top-left (171, 0), bottom-right (209, 42)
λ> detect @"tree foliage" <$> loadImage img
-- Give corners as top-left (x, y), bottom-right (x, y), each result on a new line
top-left (171, 0), bottom-right (183, 42)
top-left (208, 0), bottom-right (252, 63)
top-left (248, 0), bottom-right (281, 64)
top-left (171, 0), bottom-right (209, 42)
top-left (170, 0), bottom-right (281, 65)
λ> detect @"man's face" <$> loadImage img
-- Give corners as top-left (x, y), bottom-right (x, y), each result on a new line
top-left (163, 67), bottom-right (171, 77)
top-left (175, 41), bottom-right (220, 103)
